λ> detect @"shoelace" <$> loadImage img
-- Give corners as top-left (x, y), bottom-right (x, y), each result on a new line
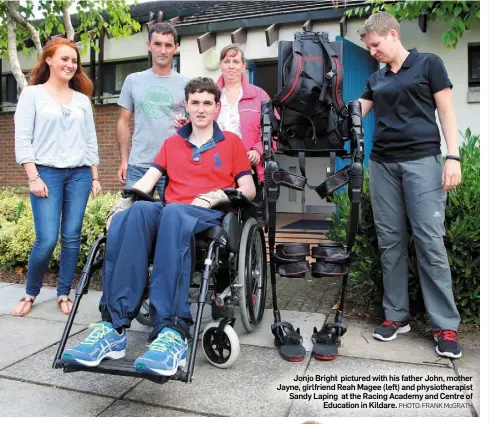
top-left (381, 320), bottom-right (398, 328)
top-left (81, 322), bottom-right (112, 345)
top-left (148, 331), bottom-right (184, 353)
top-left (436, 330), bottom-right (457, 342)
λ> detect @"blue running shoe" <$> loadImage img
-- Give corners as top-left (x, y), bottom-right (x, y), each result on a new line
top-left (62, 321), bottom-right (126, 367)
top-left (134, 328), bottom-right (188, 376)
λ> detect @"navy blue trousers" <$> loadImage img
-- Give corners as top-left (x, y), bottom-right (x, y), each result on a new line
top-left (99, 202), bottom-right (224, 341)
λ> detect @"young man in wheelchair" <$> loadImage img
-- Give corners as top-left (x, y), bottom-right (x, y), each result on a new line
top-left (62, 77), bottom-right (256, 376)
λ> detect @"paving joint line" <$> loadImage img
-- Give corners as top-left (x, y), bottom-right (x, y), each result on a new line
top-left (336, 353), bottom-right (453, 369)
top-left (286, 352), bottom-right (313, 417)
top-left (451, 360), bottom-right (479, 417)
top-left (0, 327), bottom-right (87, 372)
top-left (117, 395), bottom-right (229, 417)
top-left (0, 374), bottom-right (118, 400)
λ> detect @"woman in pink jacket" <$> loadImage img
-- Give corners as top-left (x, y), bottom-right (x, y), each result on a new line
top-left (214, 44), bottom-right (271, 181)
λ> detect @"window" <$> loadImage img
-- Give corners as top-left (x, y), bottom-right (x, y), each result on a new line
top-left (468, 43), bottom-right (480, 88)
top-left (1, 74), bottom-right (19, 104)
top-left (103, 59), bottom-right (147, 95)
top-left (102, 56), bottom-right (181, 95)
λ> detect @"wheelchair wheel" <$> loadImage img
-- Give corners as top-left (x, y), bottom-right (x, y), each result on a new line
top-left (202, 322), bottom-right (240, 369)
top-left (135, 298), bottom-right (152, 326)
top-left (238, 217), bottom-right (267, 333)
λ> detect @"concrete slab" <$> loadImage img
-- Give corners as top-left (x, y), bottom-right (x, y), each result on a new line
top-left (339, 319), bottom-right (452, 368)
top-left (0, 283), bottom-right (13, 289)
top-left (289, 356), bottom-right (473, 417)
top-left (99, 400), bottom-right (205, 417)
top-left (29, 290), bottom-right (104, 325)
top-left (0, 315), bottom-right (85, 370)
top-left (0, 378), bottom-right (113, 417)
top-left (234, 309), bottom-right (326, 352)
top-left (125, 345), bottom-right (309, 416)
top-left (452, 347), bottom-right (479, 372)
top-left (0, 284), bottom-right (58, 314)
top-left (453, 348), bottom-right (480, 416)
top-left (0, 330), bottom-right (148, 398)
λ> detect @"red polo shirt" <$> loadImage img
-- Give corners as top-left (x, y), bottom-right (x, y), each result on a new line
top-left (152, 121), bottom-right (252, 204)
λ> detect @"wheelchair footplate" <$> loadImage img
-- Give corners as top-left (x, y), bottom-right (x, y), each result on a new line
top-left (56, 356), bottom-right (188, 384)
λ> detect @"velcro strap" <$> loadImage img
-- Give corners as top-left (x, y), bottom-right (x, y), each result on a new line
top-left (278, 261), bottom-right (309, 277)
top-left (311, 242), bottom-right (349, 265)
top-left (275, 243), bottom-right (310, 260)
top-left (199, 226), bottom-right (228, 247)
top-left (315, 166), bottom-right (350, 199)
top-left (311, 261), bottom-right (348, 277)
top-left (272, 170), bottom-right (306, 190)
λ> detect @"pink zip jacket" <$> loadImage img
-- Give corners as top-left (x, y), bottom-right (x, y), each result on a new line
top-left (216, 75), bottom-right (270, 181)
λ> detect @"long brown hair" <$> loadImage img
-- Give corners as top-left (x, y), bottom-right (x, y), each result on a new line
top-left (29, 38), bottom-right (93, 97)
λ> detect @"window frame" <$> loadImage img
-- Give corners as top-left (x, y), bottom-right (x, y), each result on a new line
top-left (468, 43), bottom-right (480, 88)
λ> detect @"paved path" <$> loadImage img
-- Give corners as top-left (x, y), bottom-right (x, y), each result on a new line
top-left (0, 283), bottom-right (480, 417)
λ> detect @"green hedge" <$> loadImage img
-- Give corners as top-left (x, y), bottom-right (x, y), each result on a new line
top-left (328, 129), bottom-right (480, 324)
top-left (0, 189), bottom-right (119, 271)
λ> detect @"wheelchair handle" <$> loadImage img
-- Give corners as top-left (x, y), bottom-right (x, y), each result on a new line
top-left (122, 188), bottom-right (158, 203)
top-left (223, 188), bottom-right (259, 210)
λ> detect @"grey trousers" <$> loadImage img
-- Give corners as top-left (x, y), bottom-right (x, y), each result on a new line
top-left (369, 155), bottom-right (460, 331)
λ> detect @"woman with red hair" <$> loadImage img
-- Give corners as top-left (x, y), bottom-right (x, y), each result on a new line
top-left (12, 38), bottom-right (101, 317)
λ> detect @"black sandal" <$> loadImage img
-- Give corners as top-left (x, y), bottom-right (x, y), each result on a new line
top-left (272, 321), bottom-right (306, 362)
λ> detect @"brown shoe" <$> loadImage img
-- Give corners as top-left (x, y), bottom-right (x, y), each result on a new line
top-left (11, 295), bottom-right (35, 317)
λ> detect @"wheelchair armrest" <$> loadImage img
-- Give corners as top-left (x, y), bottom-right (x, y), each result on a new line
top-left (122, 188), bottom-right (158, 203)
top-left (223, 188), bottom-right (259, 210)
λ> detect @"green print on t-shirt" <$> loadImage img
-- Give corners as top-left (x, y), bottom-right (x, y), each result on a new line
top-left (139, 86), bottom-right (174, 119)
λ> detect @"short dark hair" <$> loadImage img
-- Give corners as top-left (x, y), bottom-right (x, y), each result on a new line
top-left (185, 77), bottom-right (221, 104)
top-left (148, 22), bottom-right (178, 44)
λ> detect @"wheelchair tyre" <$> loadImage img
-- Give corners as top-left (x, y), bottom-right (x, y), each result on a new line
top-left (135, 299), bottom-right (152, 327)
top-left (202, 322), bottom-right (240, 369)
top-left (238, 218), bottom-right (267, 333)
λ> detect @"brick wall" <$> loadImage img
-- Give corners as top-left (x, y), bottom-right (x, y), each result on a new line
top-left (0, 104), bottom-right (132, 192)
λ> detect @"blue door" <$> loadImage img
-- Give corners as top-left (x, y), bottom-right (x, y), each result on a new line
top-left (335, 36), bottom-right (378, 170)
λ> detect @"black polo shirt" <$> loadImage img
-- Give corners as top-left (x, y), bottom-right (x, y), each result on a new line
top-left (361, 48), bottom-right (452, 162)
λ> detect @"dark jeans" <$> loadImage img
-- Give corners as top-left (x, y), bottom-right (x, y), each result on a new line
top-left (26, 166), bottom-right (92, 297)
top-left (125, 166), bottom-right (166, 200)
top-left (99, 202), bottom-right (224, 341)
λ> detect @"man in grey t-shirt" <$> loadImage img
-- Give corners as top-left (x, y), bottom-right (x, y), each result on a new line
top-left (117, 22), bottom-right (189, 199)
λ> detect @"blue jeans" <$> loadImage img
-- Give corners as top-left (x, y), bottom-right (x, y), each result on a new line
top-left (126, 166), bottom-right (166, 200)
top-left (26, 166), bottom-right (92, 297)
top-left (98, 202), bottom-right (224, 341)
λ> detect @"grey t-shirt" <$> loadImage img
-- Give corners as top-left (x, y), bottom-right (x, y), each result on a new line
top-left (118, 69), bottom-right (189, 168)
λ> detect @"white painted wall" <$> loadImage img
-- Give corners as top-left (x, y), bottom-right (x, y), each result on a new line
top-left (2, 15), bottom-right (480, 213)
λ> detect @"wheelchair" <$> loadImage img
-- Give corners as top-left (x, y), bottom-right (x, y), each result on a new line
top-left (52, 187), bottom-right (267, 384)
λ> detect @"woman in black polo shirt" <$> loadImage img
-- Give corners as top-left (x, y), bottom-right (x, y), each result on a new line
top-left (357, 12), bottom-right (462, 358)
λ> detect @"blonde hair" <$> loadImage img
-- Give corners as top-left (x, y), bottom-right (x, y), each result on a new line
top-left (358, 12), bottom-right (401, 39)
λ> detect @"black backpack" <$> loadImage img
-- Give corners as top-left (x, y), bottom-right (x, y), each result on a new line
top-left (273, 31), bottom-right (348, 156)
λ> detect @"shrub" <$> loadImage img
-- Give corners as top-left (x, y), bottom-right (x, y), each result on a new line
top-left (328, 129), bottom-right (480, 324)
top-left (0, 190), bottom-right (120, 271)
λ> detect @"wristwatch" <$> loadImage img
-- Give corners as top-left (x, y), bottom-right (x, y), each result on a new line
top-left (445, 155), bottom-right (461, 162)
